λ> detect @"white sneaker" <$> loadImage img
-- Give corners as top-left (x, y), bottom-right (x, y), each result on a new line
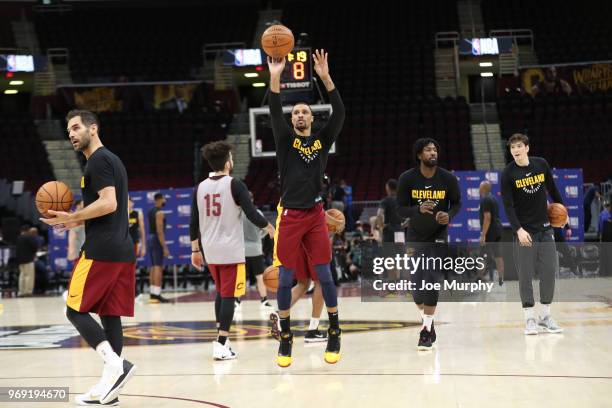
top-left (97, 359), bottom-right (137, 405)
top-left (213, 340), bottom-right (237, 360)
top-left (75, 382), bottom-right (120, 406)
top-left (538, 315), bottom-right (564, 333)
top-left (524, 318), bottom-right (539, 335)
top-left (260, 300), bottom-right (274, 310)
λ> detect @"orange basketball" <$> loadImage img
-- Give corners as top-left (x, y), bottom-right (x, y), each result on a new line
top-left (548, 203), bottom-right (568, 228)
top-left (263, 265), bottom-right (279, 292)
top-left (261, 24), bottom-right (294, 59)
top-left (36, 181), bottom-right (74, 218)
top-left (326, 208), bottom-right (346, 233)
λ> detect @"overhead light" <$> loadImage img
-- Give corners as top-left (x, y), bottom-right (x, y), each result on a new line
top-left (244, 73), bottom-right (259, 78)
top-left (480, 72), bottom-right (494, 77)
top-left (479, 62), bottom-right (493, 67)
top-left (9, 80), bottom-right (24, 86)
top-left (252, 82), bottom-right (266, 87)
top-left (4, 89), bottom-right (18, 94)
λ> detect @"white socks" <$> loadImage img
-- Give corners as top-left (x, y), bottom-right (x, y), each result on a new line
top-left (309, 318), bottom-right (320, 331)
top-left (423, 315), bottom-right (433, 331)
top-left (96, 341), bottom-right (121, 366)
top-left (541, 304), bottom-right (551, 318)
top-left (524, 307), bottom-right (535, 321)
top-left (150, 286), bottom-right (161, 296)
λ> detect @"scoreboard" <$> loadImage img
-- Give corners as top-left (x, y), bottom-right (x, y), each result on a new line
top-left (280, 47), bottom-right (313, 91)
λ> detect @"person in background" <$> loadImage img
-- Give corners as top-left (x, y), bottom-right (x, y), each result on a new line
top-left (598, 201), bottom-right (611, 241)
top-left (583, 184), bottom-right (601, 233)
top-left (16, 225), bottom-right (39, 297)
top-left (239, 191), bottom-right (274, 310)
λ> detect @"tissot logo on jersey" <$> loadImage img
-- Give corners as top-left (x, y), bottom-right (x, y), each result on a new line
top-left (293, 138), bottom-right (322, 163)
top-left (412, 189), bottom-right (446, 200)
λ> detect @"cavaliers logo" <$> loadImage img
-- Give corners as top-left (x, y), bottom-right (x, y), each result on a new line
top-left (293, 138), bottom-right (322, 163)
top-left (0, 320), bottom-right (417, 349)
top-left (515, 172), bottom-right (545, 195)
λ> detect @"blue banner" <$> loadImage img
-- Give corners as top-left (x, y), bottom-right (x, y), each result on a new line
top-left (49, 187), bottom-right (194, 271)
top-left (448, 169), bottom-right (584, 243)
top-left (48, 169), bottom-right (585, 270)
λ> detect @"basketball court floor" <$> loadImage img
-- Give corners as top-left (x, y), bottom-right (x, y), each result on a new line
top-left (1, 279), bottom-right (611, 407)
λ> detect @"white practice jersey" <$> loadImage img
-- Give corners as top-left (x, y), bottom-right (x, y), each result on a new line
top-left (196, 175), bottom-right (244, 265)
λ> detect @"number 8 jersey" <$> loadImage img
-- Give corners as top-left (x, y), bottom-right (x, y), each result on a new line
top-left (192, 175), bottom-right (268, 265)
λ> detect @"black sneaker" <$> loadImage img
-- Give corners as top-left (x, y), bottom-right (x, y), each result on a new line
top-left (269, 312), bottom-right (280, 341)
top-left (430, 321), bottom-right (436, 344)
top-left (417, 327), bottom-right (432, 351)
top-left (324, 327), bottom-right (341, 364)
top-left (499, 279), bottom-right (504, 286)
top-left (149, 294), bottom-right (170, 303)
top-left (277, 332), bottom-right (293, 367)
top-left (304, 329), bottom-right (327, 343)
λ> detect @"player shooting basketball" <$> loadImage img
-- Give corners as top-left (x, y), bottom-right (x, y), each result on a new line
top-left (267, 49), bottom-right (345, 367)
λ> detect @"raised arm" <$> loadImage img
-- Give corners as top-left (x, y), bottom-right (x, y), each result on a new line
top-left (267, 56), bottom-right (292, 144)
top-left (314, 50), bottom-right (345, 148)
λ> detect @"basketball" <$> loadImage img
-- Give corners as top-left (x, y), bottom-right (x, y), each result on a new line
top-left (326, 208), bottom-right (345, 233)
top-left (548, 203), bottom-right (568, 228)
top-left (261, 24), bottom-right (294, 59)
top-left (263, 265), bottom-right (279, 292)
top-left (35, 181), bottom-right (74, 218)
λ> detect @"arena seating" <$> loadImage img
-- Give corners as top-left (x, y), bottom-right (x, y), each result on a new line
top-left (482, 0), bottom-right (612, 64)
top-left (497, 90), bottom-right (612, 182)
top-left (0, 113), bottom-right (54, 191)
top-left (34, 2), bottom-right (258, 82)
top-left (246, 0), bottom-right (472, 204)
top-left (98, 110), bottom-right (231, 190)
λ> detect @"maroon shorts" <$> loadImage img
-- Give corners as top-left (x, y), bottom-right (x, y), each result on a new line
top-left (209, 263), bottom-right (246, 298)
top-left (274, 243), bottom-right (316, 281)
top-left (273, 202), bottom-right (331, 280)
top-left (67, 252), bottom-right (135, 317)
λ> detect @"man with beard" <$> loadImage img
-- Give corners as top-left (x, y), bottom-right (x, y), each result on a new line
top-left (190, 141), bottom-right (275, 360)
top-left (396, 138), bottom-right (461, 350)
top-left (41, 110), bottom-right (136, 405)
top-left (267, 49), bottom-right (345, 367)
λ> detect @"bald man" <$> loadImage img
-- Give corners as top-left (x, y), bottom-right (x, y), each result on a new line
top-left (479, 181), bottom-right (504, 286)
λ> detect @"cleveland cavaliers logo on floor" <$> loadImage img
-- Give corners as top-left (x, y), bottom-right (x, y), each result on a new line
top-left (0, 320), bottom-right (417, 349)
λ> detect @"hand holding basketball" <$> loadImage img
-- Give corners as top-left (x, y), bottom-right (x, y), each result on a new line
top-left (267, 56), bottom-right (286, 77)
top-left (548, 203), bottom-right (569, 228)
top-left (326, 208), bottom-right (345, 233)
top-left (39, 209), bottom-right (76, 228)
top-left (36, 180), bottom-right (74, 218)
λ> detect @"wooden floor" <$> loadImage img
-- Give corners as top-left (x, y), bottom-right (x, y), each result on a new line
top-left (1, 279), bottom-right (611, 407)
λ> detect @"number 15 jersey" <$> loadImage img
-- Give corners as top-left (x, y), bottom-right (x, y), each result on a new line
top-left (191, 175), bottom-right (268, 265)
